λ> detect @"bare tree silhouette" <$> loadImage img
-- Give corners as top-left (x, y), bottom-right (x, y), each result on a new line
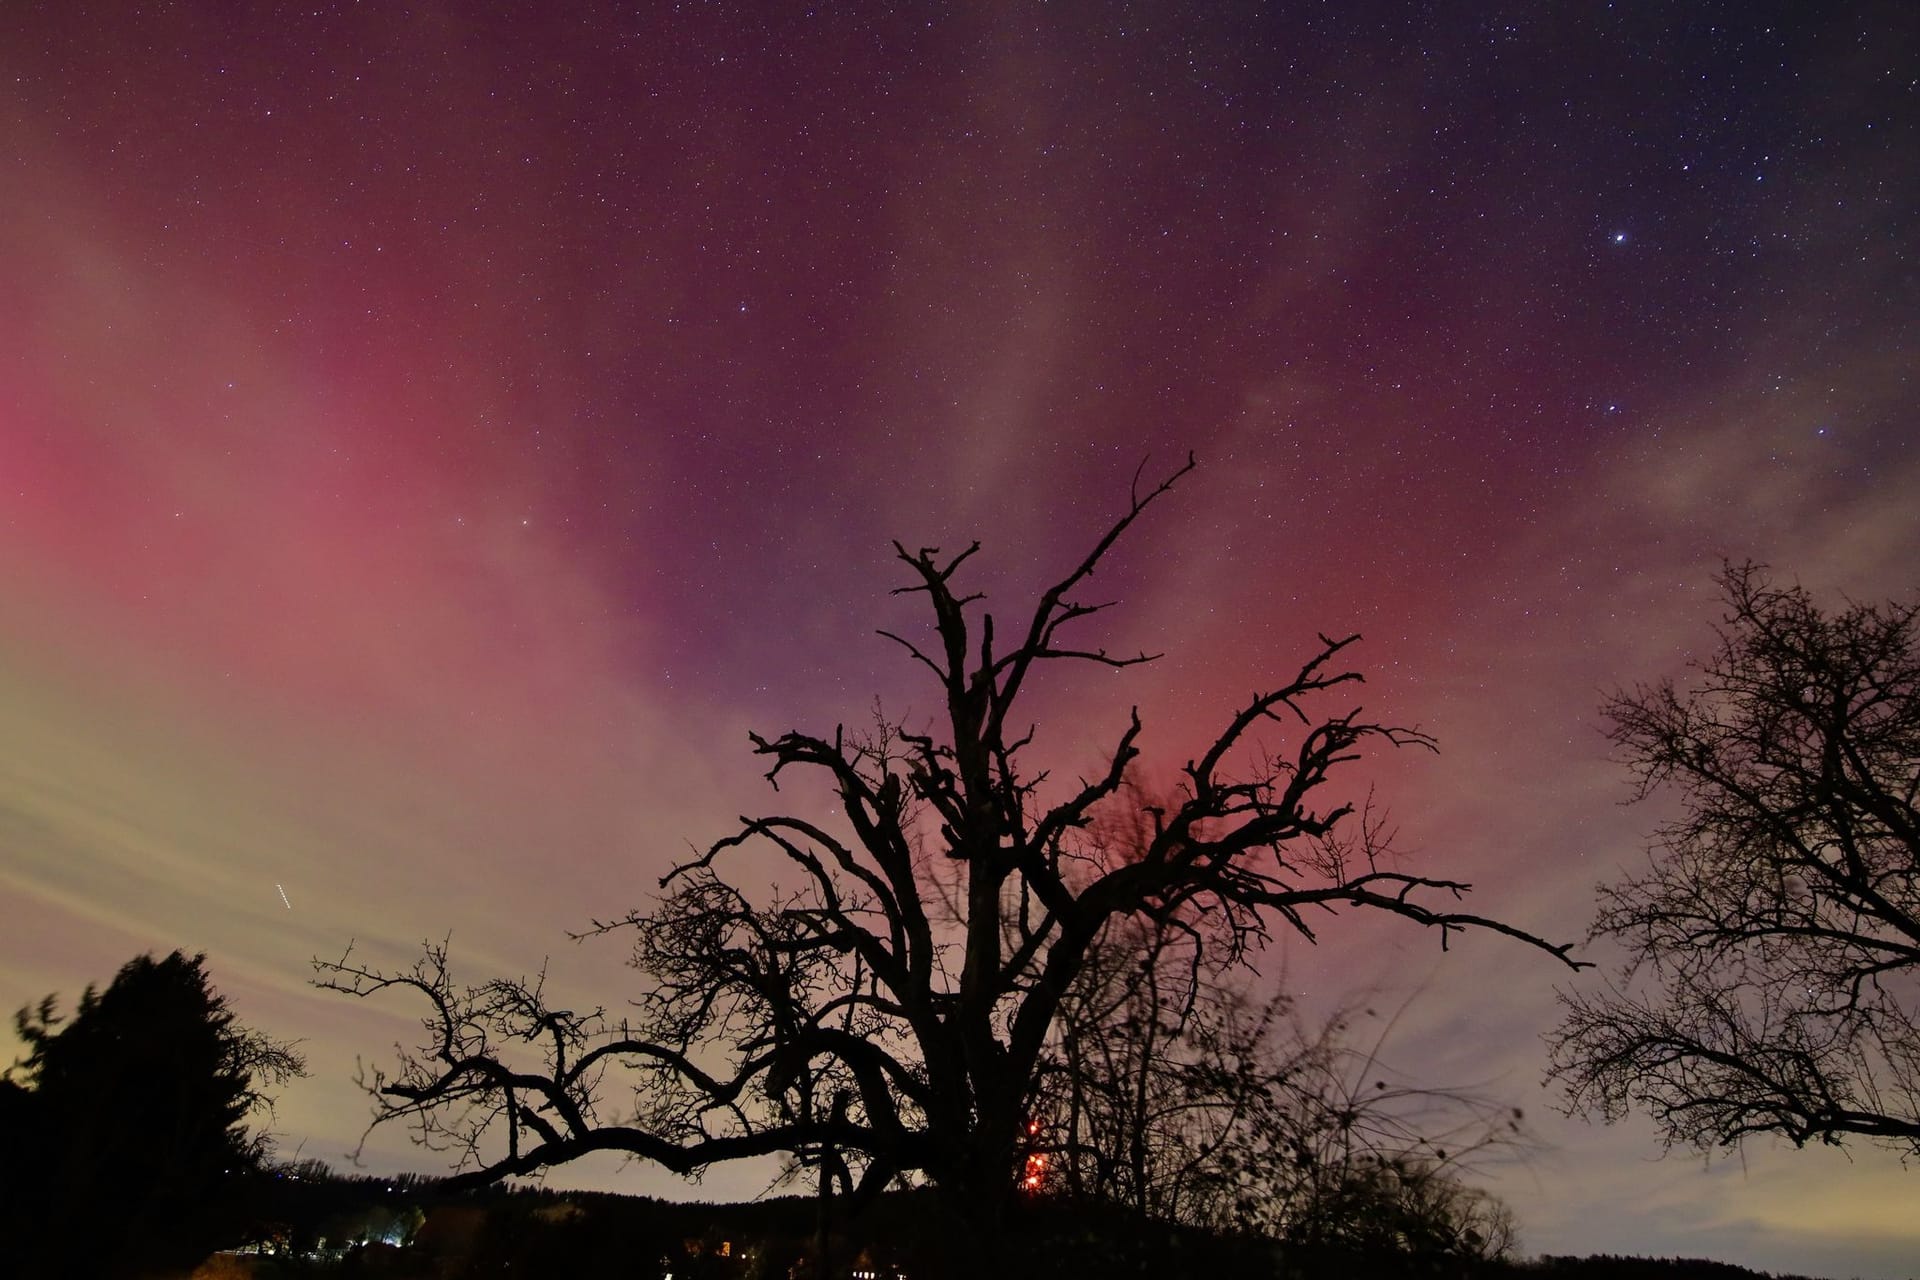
top-left (1550, 563), bottom-right (1920, 1155)
top-left (319, 455), bottom-right (1579, 1236)
top-left (1040, 907), bottom-right (1526, 1259)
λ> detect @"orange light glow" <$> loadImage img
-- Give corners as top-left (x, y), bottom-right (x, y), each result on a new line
top-left (1020, 1147), bottom-right (1049, 1193)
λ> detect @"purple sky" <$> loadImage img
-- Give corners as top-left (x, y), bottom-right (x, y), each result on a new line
top-left (3, 3), bottom-right (1916, 1274)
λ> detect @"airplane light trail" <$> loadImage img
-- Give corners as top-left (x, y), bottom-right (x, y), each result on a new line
top-left (277, 883), bottom-right (291, 910)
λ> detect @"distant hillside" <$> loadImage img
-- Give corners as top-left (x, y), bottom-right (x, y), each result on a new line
top-left (187, 1166), bottom-right (1842, 1280)
top-left (1520, 1258), bottom-right (1828, 1280)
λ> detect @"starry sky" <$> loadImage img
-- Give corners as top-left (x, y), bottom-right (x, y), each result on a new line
top-left (3, 2), bottom-right (1917, 1274)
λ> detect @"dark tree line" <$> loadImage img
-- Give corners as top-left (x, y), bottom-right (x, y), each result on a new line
top-left (319, 456), bottom-right (1579, 1253)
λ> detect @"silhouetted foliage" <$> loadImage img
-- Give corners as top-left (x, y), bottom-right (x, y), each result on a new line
top-left (1039, 904), bottom-right (1522, 1258)
top-left (3, 950), bottom-right (305, 1277)
top-left (1549, 563), bottom-right (1920, 1155)
top-left (318, 457), bottom-right (1578, 1252)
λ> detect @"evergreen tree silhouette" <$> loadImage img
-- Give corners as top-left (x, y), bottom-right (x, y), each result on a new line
top-left (4, 951), bottom-right (303, 1277)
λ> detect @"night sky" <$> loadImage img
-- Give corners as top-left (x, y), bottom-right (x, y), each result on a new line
top-left (3, 2), bottom-right (1916, 1274)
